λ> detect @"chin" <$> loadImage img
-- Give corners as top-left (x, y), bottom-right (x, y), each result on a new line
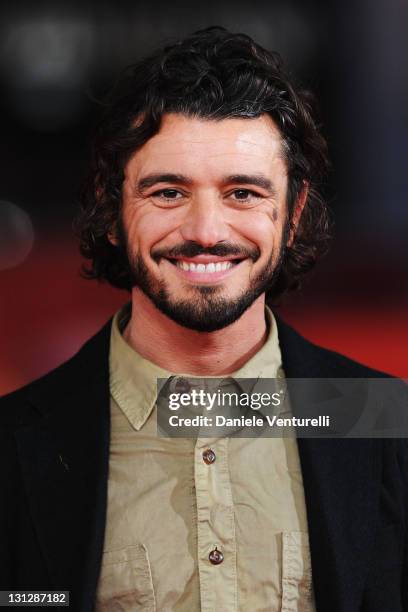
top-left (148, 286), bottom-right (265, 333)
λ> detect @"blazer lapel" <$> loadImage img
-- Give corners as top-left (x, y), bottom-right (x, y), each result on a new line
top-left (276, 316), bottom-right (383, 612)
top-left (15, 321), bottom-right (112, 612)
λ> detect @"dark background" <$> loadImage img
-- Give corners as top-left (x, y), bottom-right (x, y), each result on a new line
top-left (1, 0), bottom-right (407, 395)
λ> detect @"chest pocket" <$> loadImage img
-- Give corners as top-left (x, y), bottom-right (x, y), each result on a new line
top-left (281, 531), bottom-right (315, 612)
top-left (95, 544), bottom-right (156, 611)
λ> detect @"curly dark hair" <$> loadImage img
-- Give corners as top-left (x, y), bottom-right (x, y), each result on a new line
top-left (74, 26), bottom-right (331, 301)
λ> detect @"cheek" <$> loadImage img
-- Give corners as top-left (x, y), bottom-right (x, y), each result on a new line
top-left (124, 205), bottom-right (182, 256)
top-left (233, 210), bottom-right (281, 256)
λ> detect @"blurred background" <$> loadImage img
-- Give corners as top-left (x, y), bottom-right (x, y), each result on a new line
top-left (1, 0), bottom-right (407, 395)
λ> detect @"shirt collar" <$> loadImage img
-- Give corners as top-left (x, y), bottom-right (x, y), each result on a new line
top-left (109, 302), bottom-right (283, 431)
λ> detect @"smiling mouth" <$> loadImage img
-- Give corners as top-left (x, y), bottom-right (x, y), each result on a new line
top-left (165, 257), bottom-right (245, 274)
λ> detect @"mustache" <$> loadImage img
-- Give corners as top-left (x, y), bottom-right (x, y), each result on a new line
top-left (152, 241), bottom-right (260, 262)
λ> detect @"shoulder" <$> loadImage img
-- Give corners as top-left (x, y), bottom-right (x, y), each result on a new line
top-left (274, 314), bottom-right (392, 378)
top-left (275, 315), bottom-right (408, 472)
top-left (0, 318), bottom-right (112, 427)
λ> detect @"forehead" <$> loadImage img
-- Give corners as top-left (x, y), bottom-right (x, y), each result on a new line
top-left (125, 113), bottom-right (287, 178)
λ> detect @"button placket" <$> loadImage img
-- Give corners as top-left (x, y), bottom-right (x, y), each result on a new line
top-left (194, 437), bottom-right (237, 611)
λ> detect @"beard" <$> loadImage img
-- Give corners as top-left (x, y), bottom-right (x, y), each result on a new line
top-left (120, 223), bottom-right (288, 333)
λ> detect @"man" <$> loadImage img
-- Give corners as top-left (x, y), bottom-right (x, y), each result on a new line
top-left (0, 27), bottom-right (407, 612)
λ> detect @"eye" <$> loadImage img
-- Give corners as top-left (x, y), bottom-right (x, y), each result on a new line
top-left (229, 189), bottom-right (262, 202)
top-left (151, 188), bottom-right (184, 201)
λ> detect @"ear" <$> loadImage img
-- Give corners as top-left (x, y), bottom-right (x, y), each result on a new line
top-left (93, 176), bottom-right (120, 247)
top-left (286, 180), bottom-right (309, 248)
top-left (107, 218), bottom-right (121, 247)
top-left (107, 228), bottom-right (119, 246)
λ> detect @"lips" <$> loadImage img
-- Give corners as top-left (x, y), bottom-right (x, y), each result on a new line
top-left (153, 242), bottom-right (257, 263)
top-left (152, 243), bottom-right (256, 281)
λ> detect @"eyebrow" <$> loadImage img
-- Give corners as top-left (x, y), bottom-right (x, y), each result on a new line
top-left (136, 173), bottom-right (193, 192)
top-left (223, 174), bottom-right (277, 196)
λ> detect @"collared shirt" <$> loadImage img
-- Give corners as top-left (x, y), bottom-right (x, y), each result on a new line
top-left (95, 304), bottom-right (315, 611)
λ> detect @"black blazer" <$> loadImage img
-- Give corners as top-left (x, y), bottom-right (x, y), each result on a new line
top-left (0, 316), bottom-right (407, 611)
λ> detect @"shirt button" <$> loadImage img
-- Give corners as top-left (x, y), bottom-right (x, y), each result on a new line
top-left (174, 377), bottom-right (191, 393)
top-left (202, 448), bottom-right (216, 464)
top-left (209, 548), bottom-right (224, 565)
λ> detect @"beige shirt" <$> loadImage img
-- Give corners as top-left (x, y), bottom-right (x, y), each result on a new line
top-left (95, 304), bottom-right (315, 611)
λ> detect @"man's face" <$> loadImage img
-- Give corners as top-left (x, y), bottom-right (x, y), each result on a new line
top-left (119, 113), bottom-right (291, 332)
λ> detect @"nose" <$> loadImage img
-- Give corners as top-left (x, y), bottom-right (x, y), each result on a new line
top-left (180, 194), bottom-right (230, 247)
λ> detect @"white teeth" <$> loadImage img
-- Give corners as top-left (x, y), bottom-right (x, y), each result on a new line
top-left (176, 260), bottom-right (234, 273)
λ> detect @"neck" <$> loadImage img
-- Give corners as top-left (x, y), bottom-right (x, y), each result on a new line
top-left (123, 289), bottom-right (268, 376)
